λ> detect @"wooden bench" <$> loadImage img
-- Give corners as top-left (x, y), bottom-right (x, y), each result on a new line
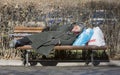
top-left (11, 26), bottom-right (109, 66)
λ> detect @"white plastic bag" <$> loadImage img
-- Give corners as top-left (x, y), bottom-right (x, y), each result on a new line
top-left (73, 28), bottom-right (94, 46)
top-left (88, 27), bottom-right (106, 46)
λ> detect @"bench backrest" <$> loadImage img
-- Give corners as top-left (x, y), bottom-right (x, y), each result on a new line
top-left (10, 26), bottom-right (44, 39)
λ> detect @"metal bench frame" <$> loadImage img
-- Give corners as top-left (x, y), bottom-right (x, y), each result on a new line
top-left (17, 45), bottom-right (108, 66)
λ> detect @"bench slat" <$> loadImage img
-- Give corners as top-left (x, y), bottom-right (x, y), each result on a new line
top-left (54, 45), bottom-right (107, 50)
top-left (16, 45), bottom-right (107, 50)
top-left (16, 45), bottom-right (34, 50)
top-left (14, 30), bottom-right (42, 33)
top-left (15, 26), bottom-right (44, 30)
top-left (14, 26), bottom-right (44, 33)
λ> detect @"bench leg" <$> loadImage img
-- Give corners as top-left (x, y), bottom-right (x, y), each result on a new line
top-left (25, 50), bottom-right (30, 67)
top-left (91, 50), bottom-right (94, 67)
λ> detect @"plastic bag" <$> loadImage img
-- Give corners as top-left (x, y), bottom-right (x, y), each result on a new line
top-left (72, 28), bottom-right (94, 46)
top-left (88, 27), bottom-right (106, 46)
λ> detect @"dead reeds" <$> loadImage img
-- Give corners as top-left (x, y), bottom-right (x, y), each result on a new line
top-left (0, 0), bottom-right (119, 59)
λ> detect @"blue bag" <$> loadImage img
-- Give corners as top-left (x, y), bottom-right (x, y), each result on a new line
top-left (72, 28), bottom-right (94, 46)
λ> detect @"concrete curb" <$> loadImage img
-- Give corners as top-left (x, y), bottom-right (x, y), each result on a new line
top-left (108, 60), bottom-right (120, 66)
top-left (0, 59), bottom-right (23, 66)
top-left (0, 59), bottom-right (120, 66)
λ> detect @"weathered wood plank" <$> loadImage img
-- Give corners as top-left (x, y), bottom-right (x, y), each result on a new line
top-left (14, 26), bottom-right (44, 33)
top-left (14, 30), bottom-right (42, 33)
top-left (16, 45), bottom-right (108, 50)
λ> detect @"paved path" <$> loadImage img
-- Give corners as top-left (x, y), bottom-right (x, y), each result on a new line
top-left (0, 66), bottom-right (120, 75)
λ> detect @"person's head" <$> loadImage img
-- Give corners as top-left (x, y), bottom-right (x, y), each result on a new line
top-left (71, 22), bottom-right (84, 33)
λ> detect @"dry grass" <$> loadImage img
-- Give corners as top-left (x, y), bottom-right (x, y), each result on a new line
top-left (0, 0), bottom-right (119, 59)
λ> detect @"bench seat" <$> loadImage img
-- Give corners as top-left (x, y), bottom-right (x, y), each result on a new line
top-left (16, 45), bottom-right (108, 66)
top-left (17, 45), bottom-right (107, 50)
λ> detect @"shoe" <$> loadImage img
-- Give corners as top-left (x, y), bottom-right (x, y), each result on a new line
top-left (9, 39), bottom-right (17, 48)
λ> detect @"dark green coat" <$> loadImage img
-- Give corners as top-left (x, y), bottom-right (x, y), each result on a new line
top-left (27, 24), bottom-right (79, 56)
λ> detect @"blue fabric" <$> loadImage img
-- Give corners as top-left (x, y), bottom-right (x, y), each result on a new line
top-left (72, 28), bottom-right (94, 46)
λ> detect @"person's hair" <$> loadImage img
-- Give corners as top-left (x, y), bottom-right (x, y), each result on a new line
top-left (71, 22), bottom-right (85, 31)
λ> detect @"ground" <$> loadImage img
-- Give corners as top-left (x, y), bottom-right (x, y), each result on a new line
top-left (0, 66), bottom-right (120, 75)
